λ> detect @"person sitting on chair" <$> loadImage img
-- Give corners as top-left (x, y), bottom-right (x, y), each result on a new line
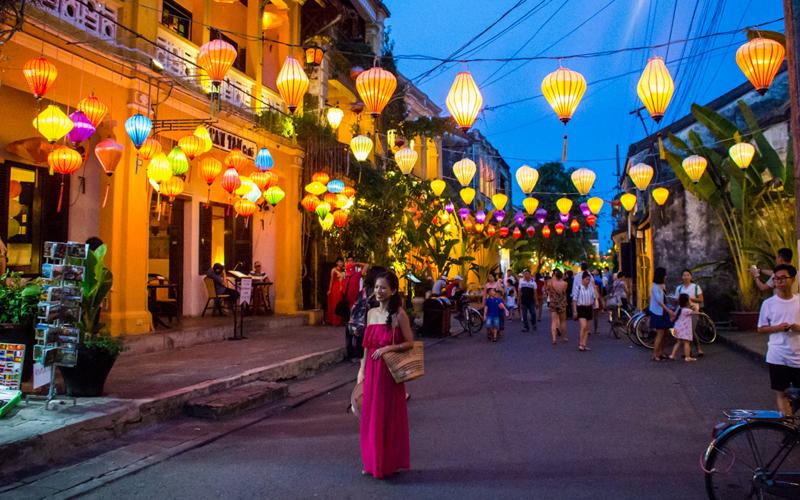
top-left (207, 263), bottom-right (239, 301)
top-left (250, 261), bottom-right (266, 281)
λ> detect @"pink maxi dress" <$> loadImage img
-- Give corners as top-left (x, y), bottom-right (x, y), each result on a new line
top-left (360, 324), bottom-right (410, 478)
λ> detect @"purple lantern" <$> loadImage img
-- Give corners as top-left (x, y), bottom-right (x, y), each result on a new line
top-left (476, 209), bottom-right (486, 224)
top-left (494, 209), bottom-right (505, 222)
top-left (459, 207), bottom-right (470, 221)
top-left (535, 208), bottom-right (546, 224)
top-left (580, 202), bottom-right (591, 217)
top-left (445, 201), bottom-right (455, 214)
top-left (559, 212), bottom-right (569, 223)
top-left (66, 110), bottom-right (96, 146)
top-left (514, 210), bottom-right (524, 225)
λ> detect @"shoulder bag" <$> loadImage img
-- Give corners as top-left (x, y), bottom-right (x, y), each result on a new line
top-left (382, 323), bottom-right (425, 384)
top-left (335, 276), bottom-right (354, 320)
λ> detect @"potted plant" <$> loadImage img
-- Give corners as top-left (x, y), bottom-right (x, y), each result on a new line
top-left (59, 244), bottom-right (126, 397)
top-left (0, 272), bottom-right (40, 382)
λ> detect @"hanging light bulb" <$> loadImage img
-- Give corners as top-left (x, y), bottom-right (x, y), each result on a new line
top-left (453, 158), bottom-right (476, 186)
top-left (516, 165), bottom-right (539, 194)
top-left (125, 114), bottom-right (152, 149)
top-left (523, 197), bottom-right (539, 215)
top-left (137, 138), bottom-right (162, 161)
top-left (730, 142), bottom-right (755, 169)
top-left (33, 105), bottom-right (74, 144)
top-left (652, 187), bottom-right (670, 206)
top-left (446, 71), bottom-right (482, 133)
top-left (167, 146), bottom-right (189, 176)
top-left (620, 193), bottom-right (637, 211)
top-left (350, 135), bottom-right (373, 161)
top-left (194, 125), bottom-right (213, 153)
top-left (587, 197), bottom-right (604, 215)
top-left (355, 66), bottom-right (397, 117)
top-left (491, 193), bottom-right (508, 211)
top-left (682, 155), bottom-right (707, 183)
top-left (395, 147), bottom-right (418, 175)
top-left (178, 135), bottom-right (204, 160)
top-left (637, 57), bottom-right (674, 123)
top-left (571, 168), bottom-right (595, 195)
top-left (23, 57), bottom-right (58, 100)
top-left (736, 37), bottom-right (785, 95)
top-left (556, 197), bottom-right (573, 215)
top-left (460, 187), bottom-right (475, 205)
top-left (77, 96), bottom-right (108, 128)
top-left (327, 106), bottom-right (344, 130)
top-left (276, 56), bottom-right (309, 113)
top-left (535, 208), bottom-right (546, 224)
top-left (198, 39), bottom-right (237, 87)
top-left (629, 163), bottom-right (654, 191)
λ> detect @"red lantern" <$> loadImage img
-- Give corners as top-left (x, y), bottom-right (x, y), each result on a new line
top-left (178, 135), bottom-right (204, 159)
top-left (499, 227), bottom-right (509, 238)
top-left (355, 66), bottom-right (397, 117)
top-left (78, 96), bottom-right (108, 127)
top-left (570, 219), bottom-right (580, 232)
top-left (23, 57), bottom-right (57, 100)
top-left (555, 222), bottom-right (565, 234)
top-left (312, 172), bottom-right (330, 185)
top-left (200, 157), bottom-right (223, 208)
top-left (95, 138), bottom-right (124, 208)
top-left (301, 193), bottom-right (320, 212)
top-left (47, 146), bottom-right (82, 212)
top-left (262, 171), bottom-right (278, 189)
top-left (486, 225), bottom-right (496, 237)
top-left (333, 210), bottom-right (348, 227)
top-left (464, 219), bottom-right (473, 231)
top-left (225, 149), bottom-right (249, 172)
top-left (526, 226), bottom-right (535, 238)
top-left (586, 214), bottom-right (596, 226)
top-left (220, 167), bottom-right (241, 213)
top-left (513, 228), bottom-right (521, 240)
top-left (542, 225), bottom-right (551, 238)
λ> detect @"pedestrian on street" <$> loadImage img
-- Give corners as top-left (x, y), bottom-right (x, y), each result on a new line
top-left (669, 294), bottom-right (698, 361)
top-left (326, 257), bottom-right (345, 326)
top-left (518, 269), bottom-right (537, 331)
top-left (751, 248), bottom-right (798, 295)
top-left (651, 267), bottom-right (677, 361)
top-left (346, 266), bottom-right (386, 361)
top-left (342, 261), bottom-right (369, 359)
top-left (565, 269), bottom-right (574, 319)
top-left (591, 270), bottom-right (607, 335)
top-left (674, 269), bottom-right (704, 358)
top-left (757, 264), bottom-right (800, 415)
top-left (483, 287), bottom-right (509, 342)
top-left (573, 271), bottom-right (597, 351)
top-left (546, 269), bottom-right (568, 345)
top-left (505, 279), bottom-right (518, 320)
top-left (357, 271), bottom-right (412, 478)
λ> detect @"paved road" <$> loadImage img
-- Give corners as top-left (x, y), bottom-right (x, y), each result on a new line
top-left (78, 314), bottom-right (773, 499)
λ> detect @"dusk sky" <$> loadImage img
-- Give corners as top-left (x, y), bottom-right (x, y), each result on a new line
top-left (384, 0), bottom-right (785, 250)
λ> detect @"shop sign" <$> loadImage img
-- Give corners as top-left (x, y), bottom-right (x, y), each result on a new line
top-left (209, 127), bottom-right (257, 159)
top-left (239, 278), bottom-right (252, 305)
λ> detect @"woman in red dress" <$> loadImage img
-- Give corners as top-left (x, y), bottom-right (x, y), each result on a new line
top-left (326, 257), bottom-right (345, 325)
top-left (357, 271), bottom-right (413, 478)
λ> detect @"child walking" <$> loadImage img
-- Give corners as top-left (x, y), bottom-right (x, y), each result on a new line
top-left (670, 294), bottom-right (698, 361)
top-left (484, 288), bottom-right (509, 342)
top-left (505, 279), bottom-right (518, 321)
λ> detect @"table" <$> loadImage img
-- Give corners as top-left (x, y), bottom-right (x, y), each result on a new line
top-left (147, 282), bottom-right (180, 329)
top-left (250, 280), bottom-right (272, 316)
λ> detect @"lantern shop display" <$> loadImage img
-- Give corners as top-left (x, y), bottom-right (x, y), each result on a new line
top-left (78, 95), bottom-right (108, 128)
top-left (446, 71), bottom-right (482, 133)
top-left (178, 135), bottom-right (204, 159)
top-left (34, 105), bottom-right (73, 144)
top-left (637, 57), bottom-right (674, 123)
top-left (254, 148), bottom-right (274, 171)
top-left (355, 66), bottom-right (397, 117)
top-left (350, 135), bottom-right (373, 161)
top-left (23, 57), bottom-right (57, 100)
top-left (301, 194), bottom-right (320, 212)
top-left (729, 142), bottom-right (755, 169)
top-left (198, 39), bottom-right (237, 87)
top-left (147, 153), bottom-right (171, 184)
top-left (629, 163), bottom-right (654, 190)
top-left (736, 37), bottom-right (785, 95)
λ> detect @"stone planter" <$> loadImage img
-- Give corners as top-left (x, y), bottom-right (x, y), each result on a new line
top-left (0, 323), bottom-right (34, 382)
top-left (58, 344), bottom-right (118, 397)
top-left (411, 297), bottom-right (425, 315)
top-left (730, 311), bottom-right (760, 332)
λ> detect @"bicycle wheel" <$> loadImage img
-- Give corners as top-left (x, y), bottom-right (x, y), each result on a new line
top-left (458, 313), bottom-right (470, 335)
top-left (468, 308), bottom-right (483, 335)
top-left (705, 421), bottom-right (800, 500)
top-left (611, 309), bottom-right (631, 339)
top-left (696, 313), bottom-right (717, 344)
top-left (635, 314), bottom-right (656, 349)
top-left (627, 312), bottom-right (644, 346)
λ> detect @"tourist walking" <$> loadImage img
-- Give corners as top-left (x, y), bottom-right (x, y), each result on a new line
top-left (547, 269), bottom-right (568, 344)
top-left (357, 271), bottom-right (412, 478)
top-left (505, 279), bottom-right (518, 320)
top-left (518, 269), bottom-right (537, 331)
top-left (326, 257), bottom-right (345, 325)
top-left (341, 261), bottom-right (368, 358)
top-left (674, 269), bottom-right (704, 357)
top-left (483, 287), bottom-right (509, 342)
top-left (346, 266), bottom-right (386, 361)
top-left (573, 271), bottom-right (597, 351)
top-left (591, 270), bottom-right (607, 334)
top-left (752, 248), bottom-right (798, 295)
top-left (670, 294), bottom-right (698, 361)
top-left (610, 272), bottom-right (628, 324)
top-left (650, 267), bottom-right (677, 361)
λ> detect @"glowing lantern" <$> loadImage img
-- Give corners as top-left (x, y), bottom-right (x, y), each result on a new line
top-left (736, 37), bottom-right (785, 95)
top-left (431, 179), bottom-right (446, 197)
top-left (526, 226), bottom-right (535, 238)
top-left (77, 96), bottom-right (108, 128)
top-left (474, 223), bottom-right (484, 233)
top-left (475, 210), bottom-right (486, 224)
top-left (444, 201), bottom-right (455, 214)
top-left (234, 199), bottom-right (258, 227)
top-left (225, 149), bottom-right (249, 172)
top-left (262, 11), bottom-right (283, 30)
top-left (264, 186), bottom-right (285, 206)
top-left (95, 139), bottom-right (123, 176)
top-left (323, 192), bottom-right (339, 208)
top-left (200, 157), bottom-right (223, 185)
top-left (309, 173), bottom-right (329, 186)
top-left (542, 225), bottom-right (551, 238)
top-left (542, 67), bottom-right (586, 123)
top-left (516, 165), bottom-right (539, 194)
top-left (580, 203), bottom-right (591, 217)
top-left (305, 181), bottom-right (327, 196)
top-left (730, 142), bottom-right (755, 169)
top-left (637, 57), bottom-right (674, 123)
top-left (620, 193), bottom-right (637, 212)
top-left (460, 187), bottom-right (475, 205)
top-left (513, 227), bottom-right (521, 240)
top-left (535, 208), bottom-right (546, 224)
top-left (586, 215), bottom-right (597, 226)
top-left (245, 185), bottom-right (263, 204)
top-left (327, 106), bottom-right (344, 130)
top-left (446, 71), bottom-right (482, 133)
top-left (333, 210), bottom-right (348, 228)
top-left (33, 105), bottom-right (73, 144)
top-left (487, 225), bottom-right (496, 237)
top-left (248, 171), bottom-right (267, 191)
top-left (523, 197), bottom-right (539, 215)
top-left (178, 135), bottom-right (204, 159)
top-left (301, 194), bottom-right (320, 212)
top-left (494, 210), bottom-right (505, 223)
top-left (198, 39), bottom-right (237, 86)
top-left (342, 186), bottom-right (356, 198)
top-left (571, 168), bottom-right (595, 195)
top-left (462, 219), bottom-right (473, 232)
top-left (652, 187), bottom-right (670, 206)
top-left (395, 147), bottom-right (418, 175)
top-left (515, 211), bottom-right (524, 224)
top-left (500, 227), bottom-right (509, 238)
top-left (194, 126), bottom-right (213, 153)
top-left (556, 197), bottom-right (573, 215)
top-left (220, 167), bottom-right (241, 195)
top-left (125, 114), bottom-right (152, 148)
top-left (160, 176), bottom-right (185, 200)
top-left (136, 138), bottom-right (161, 161)
top-left (350, 135), bottom-right (373, 161)
top-left (23, 57), bottom-right (57, 99)
top-left (147, 153), bottom-right (172, 188)
top-left (320, 213), bottom-right (334, 230)
top-left (459, 208), bottom-right (470, 220)
top-left (587, 197), bottom-right (604, 215)
top-left (48, 146), bottom-right (83, 211)
top-left (629, 163), bottom-right (654, 190)
top-left (682, 155), bottom-right (707, 183)
top-left (66, 111), bottom-right (96, 146)
top-left (236, 177), bottom-right (255, 197)
top-left (492, 193), bottom-right (508, 211)
top-left (355, 66), bottom-right (397, 117)
top-left (305, 46), bottom-right (324, 67)
top-left (326, 179), bottom-right (344, 194)
top-left (167, 146), bottom-right (189, 176)
top-left (252, 148), bottom-right (273, 171)
top-left (559, 212), bottom-right (569, 223)
top-left (555, 223), bottom-right (565, 235)
top-left (275, 56), bottom-right (309, 114)
top-left (570, 219), bottom-right (580, 232)
top-left (453, 158), bottom-right (476, 186)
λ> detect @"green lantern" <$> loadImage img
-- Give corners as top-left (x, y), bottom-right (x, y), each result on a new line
top-left (167, 146), bottom-right (189, 176)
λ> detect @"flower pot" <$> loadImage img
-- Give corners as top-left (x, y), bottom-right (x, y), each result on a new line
top-left (411, 297), bottom-right (425, 315)
top-left (0, 323), bottom-right (34, 382)
top-left (58, 344), bottom-right (118, 397)
top-left (729, 311), bottom-right (760, 332)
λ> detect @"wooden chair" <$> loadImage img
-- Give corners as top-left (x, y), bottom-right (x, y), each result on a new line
top-left (202, 277), bottom-right (231, 317)
top-left (147, 278), bottom-right (179, 324)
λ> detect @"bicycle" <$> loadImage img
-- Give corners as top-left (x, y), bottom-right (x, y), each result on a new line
top-left (457, 296), bottom-right (483, 336)
top-left (696, 312), bottom-right (717, 344)
top-left (610, 304), bottom-right (633, 340)
top-left (702, 388), bottom-right (800, 499)
top-left (634, 312), bottom-right (657, 349)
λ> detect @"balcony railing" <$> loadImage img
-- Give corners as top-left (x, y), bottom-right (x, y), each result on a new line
top-left (39, 0), bottom-right (118, 39)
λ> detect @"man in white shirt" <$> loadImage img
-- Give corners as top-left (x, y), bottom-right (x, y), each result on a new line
top-left (758, 264), bottom-right (800, 415)
top-left (751, 248), bottom-right (798, 295)
top-left (432, 274), bottom-right (447, 296)
top-left (572, 262), bottom-right (589, 303)
top-left (518, 269), bottom-right (537, 332)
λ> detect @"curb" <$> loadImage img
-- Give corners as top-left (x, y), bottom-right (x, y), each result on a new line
top-left (716, 333), bottom-right (765, 365)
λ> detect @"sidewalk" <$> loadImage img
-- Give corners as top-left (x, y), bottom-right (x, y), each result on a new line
top-left (717, 330), bottom-right (767, 364)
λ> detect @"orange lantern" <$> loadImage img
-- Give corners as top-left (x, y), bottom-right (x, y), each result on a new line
top-left (355, 66), bottom-right (397, 117)
top-left (736, 37), bottom-right (785, 95)
top-left (249, 171), bottom-right (270, 191)
top-left (262, 11), bottom-right (283, 31)
top-left (198, 39), bottom-right (237, 86)
top-left (446, 71), bottom-right (482, 133)
top-left (95, 138), bottom-right (123, 208)
top-left (137, 138), bottom-right (162, 161)
top-left (77, 95), bottom-right (108, 127)
top-left (47, 146), bottom-right (82, 212)
top-left (305, 46), bottom-right (324, 67)
top-left (570, 219), bottom-right (580, 232)
top-left (637, 57), bottom-right (674, 123)
top-left (262, 171), bottom-right (278, 190)
top-left (312, 172), bottom-right (330, 185)
top-left (178, 135), bottom-right (204, 159)
top-left (323, 192), bottom-right (339, 208)
top-left (333, 210), bottom-right (348, 228)
top-left (276, 56), bottom-right (309, 114)
top-left (160, 175), bottom-right (185, 200)
top-left (301, 193), bottom-right (320, 212)
top-left (555, 223), bottom-right (565, 235)
top-left (23, 57), bottom-right (57, 100)
top-left (342, 185), bottom-right (356, 198)
top-left (225, 149), bottom-right (249, 172)
top-left (487, 225), bottom-right (496, 237)
top-left (513, 227), bottom-right (521, 240)
top-left (542, 67), bottom-right (586, 162)
top-left (199, 157), bottom-right (223, 207)
top-left (586, 214), bottom-right (597, 226)
top-left (542, 225), bottom-right (551, 238)
top-left (464, 219), bottom-right (474, 231)
top-left (234, 199), bottom-right (258, 227)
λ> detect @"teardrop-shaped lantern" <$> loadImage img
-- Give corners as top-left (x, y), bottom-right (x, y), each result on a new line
top-left (541, 67), bottom-right (586, 124)
top-left (24, 57), bottom-right (58, 100)
top-left (652, 187), bottom-right (669, 206)
top-left (516, 165), bottom-right (539, 194)
top-left (556, 197), bottom-right (573, 215)
top-left (95, 139), bottom-right (124, 176)
top-left (125, 114), bottom-right (152, 148)
top-left (475, 210), bottom-right (486, 224)
top-left (736, 37), bottom-right (785, 95)
top-left (137, 138), bottom-right (162, 161)
top-left (637, 57), bottom-right (674, 123)
top-left (570, 219), bottom-right (580, 232)
top-left (571, 168), bottom-right (595, 195)
top-left (446, 71), bottom-right (482, 133)
top-left (492, 193), bottom-right (508, 211)
top-left (555, 223), bottom-right (565, 235)
top-left (244, 185), bottom-right (263, 204)
top-left (453, 158), bottom-right (476, 187)
top-left (276, 56), bottom-right (309, 114)
top-left (255, 148), bottom-right (274, 171)
top-left (526, 226), bottom-right (535, 238)
top-left (33, 105), bottom-right (74, 144)
top-left (445, 201), bottom-right (455, 214)
top-left (316, 201), bottom-right (331, 220)
top-left (301, 194), bottom-right (320, 212)
top-left (494, 210), bottom-right (505, 223)
top-left (333, 210), bottom-right (348, 228)
top-left (542, 225), bottom-right (551, 238)
top-left (459, 208), bottom-right (470, 220)
top-left (460, 187), bottom-right (475, 205)
top-left (264, 186), bottom-right (285, 205)
top-left (580, 203), bottom-right (591, 217)
top-left (66, 110), bottom-right (96, 146)
top-left (535, 208), bottom-right (546, 224)
top-left (78, 95), bottom-right (108, 127)
top-left (355, 66), bottom-right (397, 117)
top-left (730, 142), bottom-right (755, 169)
top-left (48, 146), bottom-right (83, 175)
top-left (587, 196), bottom-right (604, 215)
top-left (523, 197), bottom-right (539, 215)
top-left (167, 146), bottom-right (189, 175)
top-left (198, 39), bottom-right (237, 86)
top-left (348, 135), bottom-right (372, 162)
top-left (395, 147), bottom-right (418, 175)
top-left (147, 153), bottom-right (172, 183)
top-left (486, 225), bottom-right (496, 237)
top-left (224, 149), bottom-right (249, 172)
top-left (194, 125), bottom-right (213, 153)
top-left (682, 155), bottom-right (707, 183)
top-left (220, 167), bottom-right (241, 194)
top-left (160, 176), bottom-right (185, 200)
top-left (178, 135), bottom-right (204, 159)
top-left (342, 186), bottom-right (356, 198)
top-left (320, 213), bottom-right (335, 231)
top-left (261, 171), bottom-right (279, 190)
top-left (430, 179), bottom-right (446, 197)
top-left (629, 163), bottom-right (654, 190)
top-left (620, 193), bottom-right (637, 211)
top-left (327, 106), bottom-right (344, 130)
top-left (200, 157), bottom-right (223, 185)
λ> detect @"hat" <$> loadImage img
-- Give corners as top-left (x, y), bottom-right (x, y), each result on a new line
top-left (453, 275), bottom-right (463, 280)
top-left (345, 262), bottom-right (356, 276)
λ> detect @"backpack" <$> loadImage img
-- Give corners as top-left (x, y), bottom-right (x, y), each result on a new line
top-left (347, 291), bottom-right (371, 338)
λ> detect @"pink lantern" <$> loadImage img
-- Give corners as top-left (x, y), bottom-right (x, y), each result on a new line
top-left (580, 202), bottom-right (591, 217)
top-left (476, 209), bottom-right (486, 224)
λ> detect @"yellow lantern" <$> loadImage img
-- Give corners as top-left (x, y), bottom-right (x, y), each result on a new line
top-left (523, 197), bottom-right (539, 215)
top-left (197, 39), bottom-right (237, 86)
top-left (620, 193), bottom-right (637, 212)
top-left (276, 56), bottom-right (309, 114)
top-left (327, 106), bottom-right (344, 130)
top-left (637, 57), bottom-right (674, 123)
top-left (460, 187), bottom-right (475, 205)
top-left (446, 71), bottom-right (482, 133)
top-left (355, 66), bottom-right (397, 117)
top-left (556, 197), bottom-right (573, 215)
top-left (320, 212), bottom-right (335, 231)
top-left (682, 155), bottom-right (707, 183)
top-left (629, 163), bottom-right (654, 190)
top-left (33, 105), bottom-right (74, 143)
top-left (350, 135), bottom-right (373, 161)
top-left (194, 125), bottom-right (213, 153)
top-left (453, 158), bottom-right (476, 187)
top-left (736, 37), bottom-right (785, 95)
top-left (541, 67), bottom-right (586, 124)
top-left (147, 153), bottom-right (172, 183)
top-left (491, 193), bottom-right (508, 211)
top-left (587, 196), bottom-right (604, 215)
top-left (305, 181), bottom-right (327, 196)
top-left (395, 147), bottom-right (418, 175)
top-left (652, 187), bottom-right (669, 206)
top-left (430, 179), bottom-right (446, 197)
top-left (730, 142), bottom-right (755, 169)
top-left (516, 165), bottom-right (539, 194)
top-left (570, 168), bottom-right (595, 195)
top-left (236, 177), bottom-right (255, 197)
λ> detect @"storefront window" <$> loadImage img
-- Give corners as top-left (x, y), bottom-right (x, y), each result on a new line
top-left (7, 168), bottom-right (35, 269)
top-left (199, 202), bottom-right (251, 275)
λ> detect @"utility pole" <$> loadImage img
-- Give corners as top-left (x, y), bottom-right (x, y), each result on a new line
top-left (786, 0), bottom-right (800, 263)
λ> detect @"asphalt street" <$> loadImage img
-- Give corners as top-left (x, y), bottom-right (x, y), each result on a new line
top-left (78, 313), bottom-right (774, 500)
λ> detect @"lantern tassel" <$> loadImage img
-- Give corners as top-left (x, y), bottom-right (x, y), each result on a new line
top-left (157, 191), bottom-right (162, 221)
top-left (245, 216), bottom-right (249, 229)
top-left (57, 181), bottom-right (64, 213)
top-left (169, 202), bottom-right (173, 224)
top-left (658, 132), bottom-right (665, 160)
top-left (206, 188), bottom-right (211, 209)
top-left (227, 198), bottom-right (231, 216)
top-left (269, 211), bottom-right (275, 226)
top-left (562, 135), bottom-right (567, 163)
top-left (103, 183), bottom-right (109, 208)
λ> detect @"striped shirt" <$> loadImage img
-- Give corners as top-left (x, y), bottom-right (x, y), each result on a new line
top-left (574, 283), bottom-right (596, 307)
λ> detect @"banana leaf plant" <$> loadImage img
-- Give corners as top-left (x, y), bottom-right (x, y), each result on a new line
top-left (79, 244), bottom-right (126, 356)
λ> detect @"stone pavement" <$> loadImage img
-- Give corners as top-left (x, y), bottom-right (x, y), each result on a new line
top-left (716, 329), bottom-right (767, 363)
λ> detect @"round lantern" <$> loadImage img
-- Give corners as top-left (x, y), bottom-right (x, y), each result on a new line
top-left (652, 187), bottom-right (670, 206)
top-left (570, 219), bottom-right (580, 232)
top-left (137, 138), bottom-right (162, 161)
top-left (247, 171), bottom-right (268, 191)
top-left (514, 211), bottom-right (524, 224)
top-left (513, 227), bottom-right (521, 240)
top-left (77, 95), bottom-right (109, 128)
top-left (492, 193), bottom-right (508, 211)
top-left (323, 192), bottom-right (339, 208)
top-left (500, 227), bottom-right (509, 238)
top-left (535, 208), bottom-right (546, 224)
top-left (23, 57), bottom-right (57, 100)
top-left (333, 210), bottom-right (348, 228)
top-left (464, 219), bottom-right (474, 232)
top-left (276, 56), bottom-right (309, 113)
top-left (620, 193), bottom-right (637, 211)
top-left (125, 114), bottom-right (152, 148)
top-left (445, 201), bottom-right (455, 214)
top-left (327, 106), bottom-right (344, 130)
top-left (198, 39), bottom-right (237, 86)
top-left (559, 212), bottom-right (569, 223)
top-left (320, 213), bottom-right (335, 231)
top-left (220, 167), bottom-right (241, 194)
top-left (395, 147), bottom-right (418, 175)
top-left (629, 163), bottom-right (654, 190)
top-left (327, 179), bottom-right (345, 194)
top-left (310, 172), bottom-right (329, 186)
top-left (178, 135), bottom-right (204, 159)
top-left (474, 223), bottom-right (484, 233)
top-left (555, 223), bottom-right (565, 235)
top-left (95, 139), bottom-right (124, 176)
top-left (587, 196), bottom-right (604, 215)
top-left (301, 194), bottom-right (319, 212)
top-left (342, 186), bottom-right (356, 198)
top-left (254, 148), bottom-right (274, 171)
top-left (542, 225), bottom-right (551, 238)
top-left (245, 185), bottom-right (263, 204)
top-left (262, 11), bottom-right (283, 30)
top-left (167, 146), bottom-right (189, 176)
top-left (160, 176), bottom-right (185, 200)
top-left (194, 125), bottom-right (213, 153)
top-left (355, 66), bottom-right (397, 117)
top-left (475, 209), bottom-right (486, 224)
top-left (516, 165), bottom-right (539, 194)
top-left (580, 203), bottom-right (591, 217)
top-left (66, 110), bottom-right (96, 146)
top-left (459, 207), bottom-right (470, 220)
top-left (234, 198), bottom-right (257, 217)
top-left (33, 105), bottom-right (73, 144)
top-left (730, 142), bottom-right (755, 169)
top-left (556, 197), bottom-right (573, 215)
top-left (523, 197), bottom-right (539, 215)
top-left (682, 155), bottom-right (707, 183)
top-left (571, 168), bottom-right (595, 195)
top-left (225, 149), bottom-right (249, 172)
top-left (494, 210), bottom-right (505, 223)
top-left (526, 226), bottom-right (535, 238)
top-left (637, 57), bottom-right (674, 123)
top-left (264, 186), bottom-right (285, 205)
top-left (236, 177), bottom-right (255, 197)
top-left (541, 67), bottom-right (586, 124)
top-left (305, 181), bottom-right (327, 196)
top-left (350, 135), bottom-right (373, 161)
top-left (586, 214), bottom-right (597, 226)
top-left (453, 158), bottom-right (476, 187)
top-left (460, 187), bottom-right (475, 205)
top-left (430, 179), bottom-right (446, 197)
top-left (200, 157), bottom-right (223, 185)
top-left (736, 37), bottom-right (785, 95)
top-left (316, 201), bottom-right (331, 220)
top-left (147, 153), bottom-right (172, 186)
top-left (446, 71), bottom-right (482, 133)
top-left (48, 146), bottom-right (82, 175)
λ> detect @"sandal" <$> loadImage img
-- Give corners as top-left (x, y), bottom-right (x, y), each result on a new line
top-left (552, 340), bottom-right (557, 345)
top-left (685, 357), bottom-right (697, 362)
top-left (579, 345), bottom-right (586, 351)
top-left (563, 338), bottom-right (568, 343)
top-left (652, 356), bottom-right (662, 362)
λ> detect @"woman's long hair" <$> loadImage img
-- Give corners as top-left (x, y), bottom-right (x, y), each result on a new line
top-left (378, 271), bottom-right (402, 331)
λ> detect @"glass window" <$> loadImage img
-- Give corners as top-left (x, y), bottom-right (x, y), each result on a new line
top-left (162, 0), bottom-right (192, 40)
top-left (199, 202), bottom-right (251, 274)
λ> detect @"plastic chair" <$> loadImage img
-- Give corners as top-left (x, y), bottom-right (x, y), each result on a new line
top-left (202, 277), bottom-right (231, 317)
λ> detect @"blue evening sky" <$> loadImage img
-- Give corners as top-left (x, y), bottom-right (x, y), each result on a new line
top-left (384, 0), bottom-right (785, 250)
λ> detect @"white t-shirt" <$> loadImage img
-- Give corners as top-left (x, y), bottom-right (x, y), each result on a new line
top-left (758, 294), bottom-right (800, 367)
top-left (676, 283), bottom-right (703, 312)
top-left (572, 273), bottom-right (586, 299)
top-left (432, 278), bottom-right (446, 295)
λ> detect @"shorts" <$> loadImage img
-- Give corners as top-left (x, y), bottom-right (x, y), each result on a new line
top-left (486, 316), bottom-right (500, 329)
top-left (576, 306), bottom-right (593, 320)
top-left (769, 363), bottom-right (800, 391)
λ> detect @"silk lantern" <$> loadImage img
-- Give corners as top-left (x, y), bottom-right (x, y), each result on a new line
top-left (23, 57), bottom-right (57, 99)
top-left (570, 219), bottom-right (580, 232)
top-left (542, 225), bottom-right (551, 238)
top-left (125, 114), bottom-right (152, 148)
top-left (276, 56), bottom-right (309, 113)
top-left (587, 197), bottom-right (604, 215)
top-left (736, 37), bottom-right (785, 95)
top-left (474, 223), bottom-right (484, 233)
top-left (556, 197), bottom-right (573, 215)
top-left (319, 213), bottom-right (334, 230)
top-left (255, 148), bottom-right (274, 170)
top-left (535, 208), bottom-right (546, 224)
top-left (264, 186), bottom-right (285, 205)
top-left (327, 179), bottom-right (345, 194)
top-left (305, 181), bottom-right (327, 196)
top-left (526, 226), bottom-right (535, 238)
top-left (464, 219), bottom-right (474, 232)
top-left (137, 138), bottom-right (162, 160)
top-left (236, 177), bottom-right (255, 197)
top-left (342, 186), bottom-right (356, 198)
top-left (730, 142), bottom-right (755, 169)
top-left (147, 153), bottom-right (171, 183)
top-left (487, 225), bottom-right (496, 237)
top-left (33, 105), bottom-right (73, 144)
top-left (350, 135), bottom-right (372, 161)
top-left (445, 201), bottom-right (455, 214)
top-left (494, 210), bottom-right (505, 223)
top-left (198, 39), bottom-right (237, 87)
top-left (234, 199), bottom-right (258, 227)
top-left (571, 168), bottom-right (595, 195)
top-left (431, 179), bottom-right (446, 197)
top-left (262, 11), bottom-right (283, 31)
top-left (77, 96), bottom-right (108, 128)
top-left (637, 57), bottom-right (674, 123)
top-left (580, 203), bottom-right (591, 217)
top-left (453, 158), bottom-right (476, 186)
top-left (323, 193), bottom-right (339, 208)
top-left (95, 139), bottom-right (124, 207)
top-left (167, 146), bottom-right (189, 176)
top-left (161, 175), bottom-right (185, 201)
top-left (555, 223), bottom-right (565, 235)
top-left (652, 187), bottom-right (670, 206)
top-left (500, 227), bottom-right (509, 238)
top-left (446, 71), bottom-right (482, 133)
top-left (682, 155), bottom-right (707, 183)
top-left (327, 106), bottom-right (344, 130)
top-left (194, 125), bottom-right (213, 153)
top-left (515, 211), bottom-right (524, 224)
top-left (225, 149), bottom-right (249, 172)
top-left (355, 66), bottom-right (397, 117)
top-left (301, 194), bottom-right (320, 212)
top-left (66, 111), bottom-right (96, 146)
top-left (316, 201), bottom-right (331, 220)
top-left (47, 146), bottom-right (82, 212)
top-left (559, 212), bottom-right (569, 223)
top-left (460, 187), bottom-right (475, 205)
top-left (542, 66), bottom-right (586, 162)
top-left (395, 147), bottom-right (418, 175)
top-left (475, 210), bottom-right (486, 224)
top-left (200, 157), bottom-right (223, 207)
top-left (220, 167), bottom-right (241, 195)
top-left (459, 207), bottom-right (470, 220)
top-left (178, 135), bottom-right (204, 159)
top-left (523, 197), bottom-right (539, 215)
top-left (620, 193), bottom-right (637, 211)
top-left (586, 214), bottom-right (597, 226)
top-left (516, 165), bottom-right (539, 194)
top-left (334, 210), bottom-right (348, 228)
top-left (629, 163), bottom-right (654, 190)
top-left (312, 172), bottom-right (330, 185)
top-left (513, 227), bottom-right (521, 240)
top-left (492, 193), bottom-right (508, 211)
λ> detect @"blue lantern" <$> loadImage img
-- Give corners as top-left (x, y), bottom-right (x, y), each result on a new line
top-left (255, 148), bottom-right (274, 171)
top-left (125, 114), bottom-right (152, 149)
top-left (327, 179), bottom-right (344, 194)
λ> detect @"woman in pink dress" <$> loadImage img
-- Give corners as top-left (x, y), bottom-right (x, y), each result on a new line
top-left (357, 271), bottom-right (413, 478)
